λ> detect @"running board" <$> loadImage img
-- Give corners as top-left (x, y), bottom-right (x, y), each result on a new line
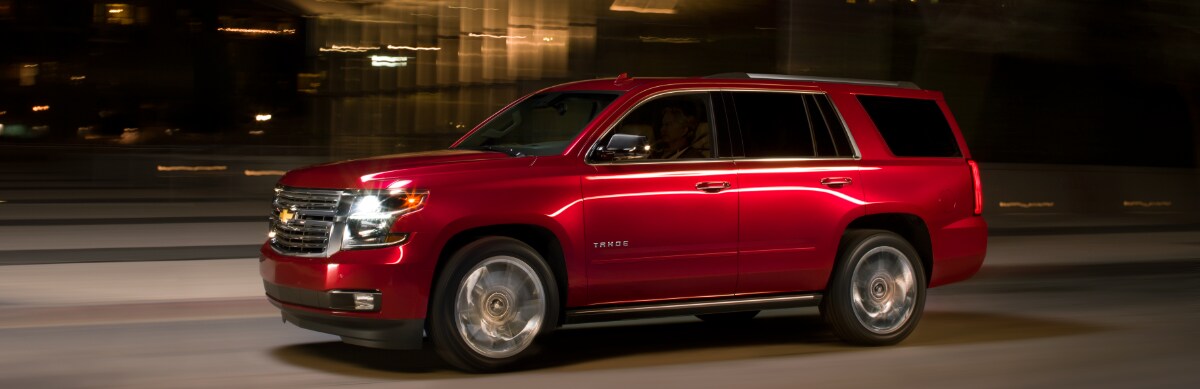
top-left (564, 293), bottom-right (822, 324)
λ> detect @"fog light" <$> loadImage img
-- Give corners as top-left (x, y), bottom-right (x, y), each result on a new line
top-left (329, 290), bottom-right (381, 311)
top-left (354, 293), bottom-right (376, 311)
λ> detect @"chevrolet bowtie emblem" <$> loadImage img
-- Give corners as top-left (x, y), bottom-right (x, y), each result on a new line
top-left (278, 208), bottom-right (295, 223)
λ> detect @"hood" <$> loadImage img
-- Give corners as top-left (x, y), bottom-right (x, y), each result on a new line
top-left (278, 149), bottom-right (514, 190)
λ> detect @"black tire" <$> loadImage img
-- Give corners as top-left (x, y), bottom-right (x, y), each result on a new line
top-left (821, 229), bottom-right (926, 345)
top-left (428, 236), bottom-right (560, 372)
top-left (696, 310), bottom-right (760, 323)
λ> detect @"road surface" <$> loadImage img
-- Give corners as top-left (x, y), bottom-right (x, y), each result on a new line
top-left (1, 232), bottom-right (1198, 388)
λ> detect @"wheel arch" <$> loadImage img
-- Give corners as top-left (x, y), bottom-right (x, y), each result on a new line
top-left (431, 222), bottom-right (571, 327)
top-left (843, 213), bottom-right (933, 285)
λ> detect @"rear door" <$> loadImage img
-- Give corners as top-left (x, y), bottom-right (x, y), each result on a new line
top-left (726, 91), bottom-right (866, 294)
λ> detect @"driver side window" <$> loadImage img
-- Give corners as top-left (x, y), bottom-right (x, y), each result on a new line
top-left (594, 93), bottom-right (714, 162)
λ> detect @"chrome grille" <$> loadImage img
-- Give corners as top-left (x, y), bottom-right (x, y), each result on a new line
top-left (270, 187), bottom-right (346, 256)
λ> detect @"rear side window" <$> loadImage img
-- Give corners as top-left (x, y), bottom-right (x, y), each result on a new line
top-left (730, 92), bottom-right (854, 158)
top-left (806, 94), bottom-right (854, 157)
top-left (857, 95), bottom-right (961, 157)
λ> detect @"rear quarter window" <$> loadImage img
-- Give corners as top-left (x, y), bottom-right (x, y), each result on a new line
top-left (857, 95), bottom-right (961, 157)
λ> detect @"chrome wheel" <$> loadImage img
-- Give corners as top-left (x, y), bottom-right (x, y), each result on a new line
top-left (454, 255), bottom-right (546, 359)
top-left (850, 246), bottom-right (917, 334)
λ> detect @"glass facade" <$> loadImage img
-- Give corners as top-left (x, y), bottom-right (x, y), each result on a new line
top-left (0, 0), bottom-right (1197, 166)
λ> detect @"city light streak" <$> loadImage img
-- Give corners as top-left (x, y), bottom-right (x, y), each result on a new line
top-left (639, 36), bottom-right (701, 44)
top-left (1123, 200), bottom-right (1173, 208)
top-left (156, 165), bottom-right (228, 172)
top-left (998, 201), bottom-right (1055, 208)
top-left (319, 45), bottom-right (378, 52)
top-left (369, 55), bottom-right (408, 67)
top-left (244, 170), bottom-right (287, 176)
top-left (610, 0), bottom-right (678, 14)
top-left (386, 45), bottom-right (441, 51)
top-left (217, 27), bottom-right (296, 35)
top-left (469, 33), bottom-right (527, 39)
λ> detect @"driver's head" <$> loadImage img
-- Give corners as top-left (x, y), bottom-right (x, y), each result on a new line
top-left (659, 106), bottom-right (697, 142)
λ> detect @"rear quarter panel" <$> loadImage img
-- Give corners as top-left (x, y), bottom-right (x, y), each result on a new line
top-left (831, 89), bottom-right (987, 287)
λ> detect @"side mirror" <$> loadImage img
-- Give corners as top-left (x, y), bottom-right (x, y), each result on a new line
top-left (594, 134), bottom-right (650, 162)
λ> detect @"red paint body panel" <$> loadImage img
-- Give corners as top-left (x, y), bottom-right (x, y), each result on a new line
top-left (840, 90), bottom-right (987, 288)
top-left (582, 161), bottom-right (739, 304)
top-left (260, 76), bottom-right (987, 331)
top-left (734, 160), bottom-right (868, 294)
top-left (260, 243), bottom-right (429, 319)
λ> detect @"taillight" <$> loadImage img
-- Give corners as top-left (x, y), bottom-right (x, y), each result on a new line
top-left (967, 159), bottom-right (983, 215)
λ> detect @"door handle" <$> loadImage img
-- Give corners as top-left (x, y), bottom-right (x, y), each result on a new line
top-left (820, 177), bottom-right (853, 188)
top-left (695, 181), bottom-right (732, 193)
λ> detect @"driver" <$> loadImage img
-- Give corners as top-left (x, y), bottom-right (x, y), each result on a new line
top-left (650, 106), bottom-right (705, 159)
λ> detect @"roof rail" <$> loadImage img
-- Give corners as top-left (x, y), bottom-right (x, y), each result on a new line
top-left (704, 72), bottom-right (920, 90)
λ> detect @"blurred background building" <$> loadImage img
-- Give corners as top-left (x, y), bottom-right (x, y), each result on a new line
top-left (1, 0), bottom-right (1197, 165)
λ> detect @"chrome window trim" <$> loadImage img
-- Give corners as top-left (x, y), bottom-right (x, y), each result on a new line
top-left (586, 88), bottom-right (861, 167)
top-left (721, 88), bottom-right (862, 161)
top-left (587, 158), bottom-right (735, 166)
top-left (815, 90), bottom-right (864, 160)
top-left (733, 157), bottom-right (861, 163)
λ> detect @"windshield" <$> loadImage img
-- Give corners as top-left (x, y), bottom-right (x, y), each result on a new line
top-left (454, 91), bottom-right (621, 156)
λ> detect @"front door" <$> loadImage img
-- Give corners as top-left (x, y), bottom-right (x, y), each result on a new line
top-left (582, 92), bottom-right (739, 305)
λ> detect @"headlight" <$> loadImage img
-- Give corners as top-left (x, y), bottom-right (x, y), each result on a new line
top-left (343, 189), bottom-right (427, 249)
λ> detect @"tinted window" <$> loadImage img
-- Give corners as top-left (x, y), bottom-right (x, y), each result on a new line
top-left (456, 91), bottom-right (620, 156)
top-left (857, 95), bottom-right (961, 157)
top-left (812, 95), bottom-right (854, 157)
top-left (596, 93), bottom-right (715, 161)
top-left (731, 92), bottom-right (815, 158)
top-left (807, 95), bottom-right (837, 157)
top-left (731, 92), bottom-right (853, 158)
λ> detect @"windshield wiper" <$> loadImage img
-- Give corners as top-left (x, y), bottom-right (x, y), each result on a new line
top-left (471, 145), bottom-right (525, 157)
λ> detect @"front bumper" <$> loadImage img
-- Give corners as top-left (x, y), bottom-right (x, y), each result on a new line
top-left (260, 241), bottom-right (440, 349)
top-left (268, 297), bottom-right (425, 349)
top-left (259, 242), bottom-right (435, 319)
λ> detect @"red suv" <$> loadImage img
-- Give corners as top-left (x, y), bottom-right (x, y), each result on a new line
top-left (261, 73), bottom-right (987, 372)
